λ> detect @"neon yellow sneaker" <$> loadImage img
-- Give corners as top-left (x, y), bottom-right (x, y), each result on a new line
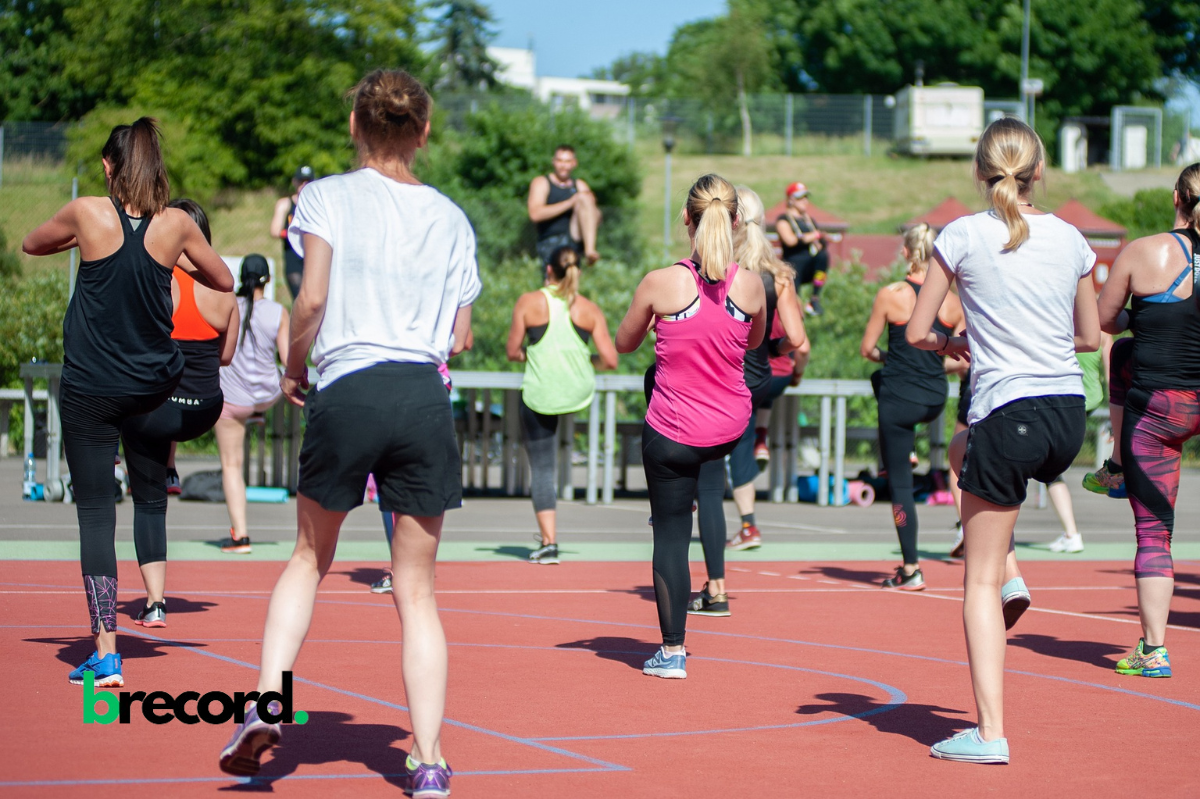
top-left (1082, 459), bottom-right (1125, 497)
top-left (1115, 639), bottom-right (1171, 678)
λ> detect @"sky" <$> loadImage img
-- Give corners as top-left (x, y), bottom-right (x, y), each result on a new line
top-left (486, 0), bottom-right (727, 78)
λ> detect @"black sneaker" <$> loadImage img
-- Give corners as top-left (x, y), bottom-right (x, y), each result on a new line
top-left (529, 543), bottom-right (559, 565)
top-left (806, 296), bottom-right (825, 316)
top-left (166, 468), bottom-right (182, 496)
top-left (687, 587), bottom-right (730, 617)
top-left (882, 566), bottom-right (926, 591)
top-left (135, 601), bottom-right (167, 628)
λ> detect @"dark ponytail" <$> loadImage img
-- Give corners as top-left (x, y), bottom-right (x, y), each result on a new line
top-left (237, 254), bottom-right (271, 347)
top-left (102, 117), bottom-right (170, 219)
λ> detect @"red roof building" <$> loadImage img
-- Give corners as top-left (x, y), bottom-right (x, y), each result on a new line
top-left (901, 196), bottom-right (973, 233)
top-left (1053, 199), bottom-right (1128, 289)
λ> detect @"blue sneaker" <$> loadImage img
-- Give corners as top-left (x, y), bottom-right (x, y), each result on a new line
top-left (1108, 483), bottom-right (1127, 499)
top-left (930, 727), bottom-right (1010, 764)
top-left (405, 755), bottom-right (452, 798)
top-left (68, 651), bottom-right (123, 687)
top-left (643, 646), bottom-right (686, 679)
top-left (1001, 577), bottom-right (1031, 631)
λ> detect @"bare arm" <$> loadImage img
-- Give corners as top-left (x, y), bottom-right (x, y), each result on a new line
top-left (775, 217), bottom-right (799, 248)
top-left (1073, 275), bottom-right (1101, 352)
top-left (176, 218), bottom-right (235, 292)
top-left (746, 290), bottom-right (767, 351)
top-left (616, 275), bottom-right (657, 353)
top-left (269, 197), bottom-right (290, 240)
top-left (279, 234), bottom-right (330, 405)
top-left (219, 302), bottom-right (239, 366)
top-left (1097, 255), bottom-right (1132, 334)
top-left (906, 252), bottom-right (967, 359)
top-left (860, 287), bottom-right (891, 362)
top-left (527, 176), bottom-right (576, 223)
top-left (773, 279), bottom-right (807, 353)
top-left (275, 306), bottom-right (290, 366)
top-left (451, 305), bottom-right (472, 357)
top-left (588, 306), bottom-right (619, 371)
top-left (506, 295), bottom-right (530, 362)
top-left (23, 200), bottom-right (81, 255)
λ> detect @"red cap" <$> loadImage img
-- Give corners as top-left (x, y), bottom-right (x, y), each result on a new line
top-left (786, 182), bottom-right (809, 199)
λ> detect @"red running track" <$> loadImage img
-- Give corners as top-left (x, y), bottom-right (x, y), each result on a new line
top-left (2, 558), bottom-right (1199, 797)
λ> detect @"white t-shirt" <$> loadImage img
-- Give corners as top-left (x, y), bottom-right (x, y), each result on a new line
top-left (935, 211), bottom-right (1095, 425)
top-left (288, 168), bottom-right (482, 389)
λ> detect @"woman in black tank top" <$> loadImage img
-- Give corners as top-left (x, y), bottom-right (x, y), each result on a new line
top-left (1095, 163), bottom-right (1200, 676)
top-left (861, 224), bottom-right (963, 590)
top-left (23, 118), bottom-right (232, 688)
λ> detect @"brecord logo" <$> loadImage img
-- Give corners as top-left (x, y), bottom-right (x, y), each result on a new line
top-left (84, 670), bottom-right (309, 725)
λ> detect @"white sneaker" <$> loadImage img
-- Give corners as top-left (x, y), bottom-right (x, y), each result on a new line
top-left (1048, 533), bottom-right (1084, 553)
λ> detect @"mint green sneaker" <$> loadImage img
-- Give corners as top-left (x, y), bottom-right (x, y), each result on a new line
top-left (1115, 639), bottom-right (1171, 678)
top-left (1001, 577), bottom-right (1031, 631)
top-left (930, 728), bottom-right (1010, 764)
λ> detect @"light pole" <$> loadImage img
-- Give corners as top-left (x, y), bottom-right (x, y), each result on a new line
top-left (661, 116), bottom-right (678, 261)
top-left (1020, 0), bottom-right (1031, 122)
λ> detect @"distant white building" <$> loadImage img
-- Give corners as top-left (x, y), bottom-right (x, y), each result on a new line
top-left (488, 47), bottom-right (629, 119)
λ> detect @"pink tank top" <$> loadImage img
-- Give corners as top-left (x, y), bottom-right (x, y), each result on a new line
top-left (644, 260), bottom-right (752, 447)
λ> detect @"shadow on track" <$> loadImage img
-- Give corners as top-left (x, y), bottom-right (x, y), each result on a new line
top-left (796, 692), bottom-right (968, 746)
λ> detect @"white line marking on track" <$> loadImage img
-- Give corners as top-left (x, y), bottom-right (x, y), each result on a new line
top-left (899, 590), bottom-right (1198, 633)
top-left (758, 571), bottom-right (781, 576)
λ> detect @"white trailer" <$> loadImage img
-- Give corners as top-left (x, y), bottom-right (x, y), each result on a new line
top-left (894, 84), bottom-right (985, 157)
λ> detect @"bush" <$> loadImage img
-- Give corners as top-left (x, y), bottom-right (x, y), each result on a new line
top-left (1099, 188), bottom-right (1176, 241)
top-left (420, 103), bottom-right (645, 271)
top-left (0, 269), bottom-right (68, 388)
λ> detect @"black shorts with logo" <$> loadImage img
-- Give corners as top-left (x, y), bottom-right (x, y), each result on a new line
top-left (958, 394), bottom-right (1085, 507)
top-left (298, 362), bottom-right (461, 516)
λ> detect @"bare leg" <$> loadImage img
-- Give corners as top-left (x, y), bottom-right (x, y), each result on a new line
top-left (535, 509), bottom-right (556, 546)
top-left (256, 495), bottom-right (344, 694)
top-left (756, 408), bottom-right (772, 429)
top-left (96, 628), bottom-right (117, 657)
top-left (1047, 481), bottom-right (1080, 539)
top-left (732, 482), bottom-right (755, 518)
top-left (949, 423), bottom-right (968, 517)
top-left (215, 418), bottom-right (249, 540)
top-left (1136, 576), bottom-right (1174, 647)
top-left (167, 441), bottom-right (177, 470)
top-left (570, 191), bottom-right (602, 264)
top-left (139, 561), bottom-right (166, 605)
top-left (391, 513), bottom-right (449, 765)
top-left (961, 491), bottom-right (1020, 742)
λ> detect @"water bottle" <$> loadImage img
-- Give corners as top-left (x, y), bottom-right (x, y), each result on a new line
top-left (22, 454), bottom-right (36, 500)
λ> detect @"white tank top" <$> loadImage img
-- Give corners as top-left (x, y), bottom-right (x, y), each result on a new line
top-left (220, 296), bottom-right (284, 406)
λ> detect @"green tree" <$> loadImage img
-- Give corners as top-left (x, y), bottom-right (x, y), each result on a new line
top-left (428, 1), bottom-right (500, 92)
top-left (0, 1), bottom-right (95, 121)
top-left (591, 52), bottom-right (667, 98)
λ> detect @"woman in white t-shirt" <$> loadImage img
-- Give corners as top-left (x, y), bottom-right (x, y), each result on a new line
top-left (218, 70), bottom-right (480, 796)
top-left (906, 118), bottom-right (1100, 765)
top-left (215, 254), bottom-right (289, 554)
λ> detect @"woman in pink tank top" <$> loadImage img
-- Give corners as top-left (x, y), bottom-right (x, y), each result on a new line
top-left (616, 173), bottom-right (766, 679)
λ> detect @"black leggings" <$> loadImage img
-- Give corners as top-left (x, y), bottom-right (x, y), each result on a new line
top-left (121, 393), bottom-right (223, 566)
top-left (519, 397), bottom-right (563, 513)
top-left (876, 387), bottom-right (944, 565)
top-left (643, 423), bottom-right (738, 646)
top-left (62, 385), bottom-right (176, 578)
top-left (789, 249), bottom-right (828, 295)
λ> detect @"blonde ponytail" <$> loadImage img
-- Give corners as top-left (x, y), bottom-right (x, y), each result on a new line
top-left (974, 117), bottom-right (1045, 251)
top-left (903, 222), bottom-right (935, 276)
top-left (685, 173), bottom-right (738, 281)
top-left (734, 185), bottom-right (794, 281)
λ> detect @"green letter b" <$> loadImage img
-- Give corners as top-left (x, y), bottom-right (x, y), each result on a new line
top-left (83, 673), bottom-right (119, 725)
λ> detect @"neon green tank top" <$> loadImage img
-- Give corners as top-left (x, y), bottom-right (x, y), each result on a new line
top-left (521, 288), bottom-right (596, 414)
top-left (1077, 350), bottom-right (1103, 413)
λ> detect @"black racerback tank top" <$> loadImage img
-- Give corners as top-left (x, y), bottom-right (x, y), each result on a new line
top-left (878, 279), bottom-right (951, 407)
top-left (62, 198), bottom-right (184, 396)
top-left (536, 177), bottom-right (577, 241)
top-left (1129, 229), bottom-right (1200, 391)
top-left (741, 271), bottom-right (776, 394)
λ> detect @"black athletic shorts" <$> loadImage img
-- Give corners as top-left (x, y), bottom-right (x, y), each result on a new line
top-left (297, 362), bottom-right (461, 515)
top-left (958, 394), bottom-right (1085, 507)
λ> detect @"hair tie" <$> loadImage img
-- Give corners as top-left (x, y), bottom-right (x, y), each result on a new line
top-left (1005, 170), bottom-right (1014, 177)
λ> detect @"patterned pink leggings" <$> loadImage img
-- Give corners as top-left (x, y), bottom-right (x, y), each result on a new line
top-left (1122, 387), bottom-right (1200, 579)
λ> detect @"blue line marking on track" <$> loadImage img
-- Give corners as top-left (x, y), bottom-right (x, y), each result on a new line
top-left (0, 767), bottom-right (615, 789)
top-left (119, 626), bottom-right (630, 773)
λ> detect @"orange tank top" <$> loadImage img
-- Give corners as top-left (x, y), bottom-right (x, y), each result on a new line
top-left (172, 266), bottom-right (220, 341)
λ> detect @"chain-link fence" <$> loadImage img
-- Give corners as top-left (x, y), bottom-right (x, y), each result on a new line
top-left (0, 122), bottom-right (76, 278)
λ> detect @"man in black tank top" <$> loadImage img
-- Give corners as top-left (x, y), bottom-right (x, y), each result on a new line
top-left (270, 165), bottom-right (314, 300)
top-left (527, 145), bottom-right (602, 269)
